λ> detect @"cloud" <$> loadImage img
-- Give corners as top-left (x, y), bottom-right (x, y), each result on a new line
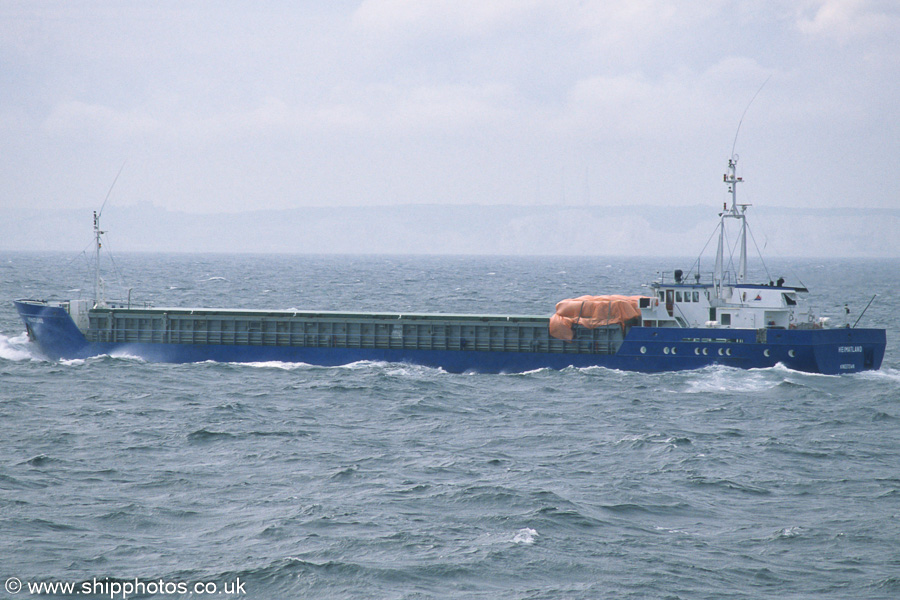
top-left (372, 83), bottom-right (518, 133)
top-left (1, 1), bottom-right (898, 218)
top-left (568, 0), bottom-right (723, 52)
top-left (352, 0), bottom-right (544, 35)
top-left (42, 100), bottom-right (161, 137)
top-left (353, 0), bottom-right (722, 40)
top-left (557, 57), bottom-right (774, 139)
top-left (796, 0), bottom-right (900, 41)
top-left (37, 81), bottom-right (518, 146)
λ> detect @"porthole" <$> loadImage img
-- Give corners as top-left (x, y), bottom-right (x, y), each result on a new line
top-left (764, 349), bottom-right (770, 357)
top-left (702, 348), bottom-right (709, 356)
top-left (671, 347), bottom-right (677, 355)
top-left (640, 346), bottom-right (647, 354)
top-left (663, 347), bottom-right (670, 354)
top-left (788, 349), bottom-right (796, 358)
top-left (726, 348), bottom-right (732, 356)
top-left (718, 348), bottom-right (724, 356)
top-left (694, 348), bottom-right (700, 355)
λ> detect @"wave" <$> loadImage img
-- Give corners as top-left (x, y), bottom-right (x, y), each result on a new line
top-left (683, 364), bottom-right (788, 393)
top-left (107, 350), bottom-right (147, 362)
top-left (615, 433), bottom-right (693, 452)
top-left (563, 364), bottom-right (629, 376)
top-left (22, 454), bottom-right (61, 467)
top-left (687, 475), bottom-right (771, 496)
top-left (220, 359), bottom-right (448, 378)
top-left (515, 367), bottom-right (553, 375)
top-left (599, 501), bottom-right (693, 516)
top-left (58, 352), bottom-right (147, 367)
top-left (512, 527), bottom-right (538, 544)
top-left (187, 428), bottom-right (237, 443)
top-left (760, 362), bottom-right (843, 378)
top-left (227, 360), bottom-right (315, 371)
top-left (855, 366), bottom-right (900, 383)
top-left (0, 332), bottom-right (42, 361)
top-left (773, 525), bottom-right (803, 539)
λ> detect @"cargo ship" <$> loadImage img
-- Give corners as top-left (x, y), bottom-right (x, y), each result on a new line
top-left (14, 157), bottom-right (886, 374)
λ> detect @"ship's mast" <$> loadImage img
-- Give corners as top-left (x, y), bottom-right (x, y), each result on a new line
top-left (714, 156), bottom-right (750, 292)
top-left (93, 210), bottom-right (103, 307)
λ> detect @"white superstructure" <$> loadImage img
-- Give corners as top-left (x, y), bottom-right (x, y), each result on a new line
top-left (637, 156), bottom-right (824, 331)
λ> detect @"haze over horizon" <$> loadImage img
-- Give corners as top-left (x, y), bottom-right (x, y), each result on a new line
top-left (2, 1), bottom-right (898, 253)
top-left (3, 202), bottom-right (899, 258)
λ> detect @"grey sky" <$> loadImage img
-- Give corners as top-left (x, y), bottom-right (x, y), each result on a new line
top-left (1, 1), bottom-right (898, 215)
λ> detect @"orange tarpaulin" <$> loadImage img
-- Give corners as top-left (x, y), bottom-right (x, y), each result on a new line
top-left (549, 295), bottom-right (646, 340)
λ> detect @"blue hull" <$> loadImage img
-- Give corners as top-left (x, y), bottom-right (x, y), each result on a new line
top-left (15, 301), bottom-right (885, 374)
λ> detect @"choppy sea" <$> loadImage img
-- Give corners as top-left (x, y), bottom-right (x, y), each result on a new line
top-left (1, 253), bottom-right (899, 599)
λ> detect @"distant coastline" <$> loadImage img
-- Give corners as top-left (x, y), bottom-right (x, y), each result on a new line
top-left (3, 204), bottom-right (899, 258)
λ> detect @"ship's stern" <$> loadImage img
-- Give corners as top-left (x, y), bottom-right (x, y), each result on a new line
top-left (811, 327), bottom-right (886, 374)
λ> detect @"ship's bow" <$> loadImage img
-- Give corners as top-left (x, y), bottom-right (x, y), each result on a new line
top-left (14, 300), bottom-right (91, 360)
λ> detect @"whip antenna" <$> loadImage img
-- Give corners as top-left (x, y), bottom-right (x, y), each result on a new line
top-left (731, 76), bottom-right (771, 158)
top-left (98, 160), bottom-right (127, 219)
top-left (853, 294), bottom-right (878, 328)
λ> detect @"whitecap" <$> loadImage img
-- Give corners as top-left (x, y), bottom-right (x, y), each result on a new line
top-left (684, 366), bottom-right (780, 393)
top-left (59, 352), bottom-right (146, 366)
top-left (107, 351), bottom-right (147, 362)
top-left (222, 359), bottom-right (444, 374)
top-left (516, 367), bottom-right (553, 375)
top-left (384, 363), bottom-right (447, 377)
top-left (512, 527), bottom-right (538, 544)
top-left (775, 526), bottom-right (802, 539)
top-left (571, 365), bottom-right (626, 375)
top-left (0, 333), bottom-right (41, 361)
top-left (338, 360), bottom-right (392, 370)
top-left (331, 360), bottom-right (447, 376)
top-left (232, 361), bottom-right (313, 370)
top-left (654, 525), bottom-right (689, 535)
top-left (856, 367), bottom-right (900, 383)
top-left (759, 362), bottom-right (839, 378)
